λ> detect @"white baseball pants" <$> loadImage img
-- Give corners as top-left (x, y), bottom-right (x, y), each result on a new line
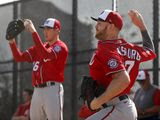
top-left (30, 82), bottom-right (63, 120)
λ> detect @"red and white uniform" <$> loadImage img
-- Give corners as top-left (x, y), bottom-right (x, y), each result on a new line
top-left (84, 39), bottom-right (156, 120)
top-left (10, 32), bottom-right (68, 86)
top-left (89, 40), bottom-right (125, 90)
top-left (118, 39), bottom-right (156, 95)
top-left (89, 39), bottom-right (156, 94)
top-left (9, 32), bottom-right (68, 120)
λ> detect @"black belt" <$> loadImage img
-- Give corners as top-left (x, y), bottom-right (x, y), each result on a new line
top-left (119, 94), bottom-right (129, 100)
top-left (102, 95), bottom-right (129, 108)
top-left (34, 82), bottom-right (55, 88)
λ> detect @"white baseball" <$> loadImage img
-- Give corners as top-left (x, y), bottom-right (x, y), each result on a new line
top-left (24, 21), bottom-right (29, 27)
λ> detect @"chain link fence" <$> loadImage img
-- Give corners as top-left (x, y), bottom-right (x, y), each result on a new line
top-left (0, 0), bottom-right (159, 119)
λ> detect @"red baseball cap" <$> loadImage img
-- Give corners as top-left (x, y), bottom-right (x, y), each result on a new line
top-left (39, 18), bottom-right (61, 29)
top-left (91, 9), bottom-right (123, 30)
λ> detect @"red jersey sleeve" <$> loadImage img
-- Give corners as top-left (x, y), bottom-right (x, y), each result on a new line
top-left (14, 104), bottom-right (22, 116)
top-left (9, 41), bottom-right (33, 62)
top-left (136, 46), bottom-right (156, 62)
top-left (153, 89), bottom-right (160, 105)
top-left (98, 47), bottom-right (125, 76)
top-left (26, 46), bottom-right (37, 61)
top-left (51, 43), bottom-right (68, 61)
top-left (32, 32), bottom-right (65, 60)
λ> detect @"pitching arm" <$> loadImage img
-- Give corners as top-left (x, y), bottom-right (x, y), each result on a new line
top-left (141, 30), bottom-right (155, 51)
top-left (128, 10), bottom-right (155, 51)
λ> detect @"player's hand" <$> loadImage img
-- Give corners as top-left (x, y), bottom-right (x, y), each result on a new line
top-left (90, 98), bottom-right (101, 110)
top-left (8, 38), bottom-right (16, 44)
top-left (24, 19), bottom-right (36, 33)
top-left (128, 10), bottom-right (146, 31)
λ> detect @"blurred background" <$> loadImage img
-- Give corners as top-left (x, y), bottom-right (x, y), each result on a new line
top-left (0, 0), bottom-right (159, 120)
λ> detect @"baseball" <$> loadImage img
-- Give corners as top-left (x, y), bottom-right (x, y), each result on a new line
top-left (24, 20), bottom-right (29, 27)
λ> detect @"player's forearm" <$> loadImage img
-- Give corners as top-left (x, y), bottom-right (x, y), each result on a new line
top-left (128, 10), bottom-right (155, 51)
top-left (9, 40), bottom-right (27, 62)
top-left (136, 15), bottom-right (155, 51)
top-left (32, 32), bottom-right (56, 59)
top-left (141, 30), bottom-right (155, 51)
top-left (95, 71), bottom-right (130, 107)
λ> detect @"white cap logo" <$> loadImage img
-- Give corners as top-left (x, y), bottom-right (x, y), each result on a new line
top-left (99, 9), bottom-right (112, 21)
top-left (43, 18), bottom-right (55, 28)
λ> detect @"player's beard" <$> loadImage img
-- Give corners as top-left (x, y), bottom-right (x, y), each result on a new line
top-left (95, 27), bottom-right (107, 40)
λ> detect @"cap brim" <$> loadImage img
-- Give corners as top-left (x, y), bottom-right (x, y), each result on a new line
top-left (91, 17), bottom-right (106, 22)
top-left (137, 79), bottom-right (145, 81)
top-left (39, 25), bottom-right (45, 28)
top-left (91, 17), bottom-right (98, 21)
top-left (39, 25), bottom-right (53, 29)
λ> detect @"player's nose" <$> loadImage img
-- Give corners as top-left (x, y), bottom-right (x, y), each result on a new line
top-left (95, 24), bottom-right (98, 31)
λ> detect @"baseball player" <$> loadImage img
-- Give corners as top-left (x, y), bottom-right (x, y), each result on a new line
top-left (79, 9), bottom-right (156, 120)
top-left (12, 89), bottom-right (33, 120)
top-left (8, 18), bottom-right (68, 120)
top-left (134, 70), bottom-right (160, 120)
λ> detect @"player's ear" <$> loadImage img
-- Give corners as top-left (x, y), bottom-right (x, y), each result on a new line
top-left (55, 28), bottom-right (60, 33)
top-left (107, 23), bottom-right (114, 31)
top-left (110, 23), bottom-right (115, 29)
top-left (110, 24), bottom-right (119, 32)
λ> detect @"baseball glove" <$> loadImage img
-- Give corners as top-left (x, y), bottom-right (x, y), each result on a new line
top-left (6, 19), bottom-right (25, 40)
top-left (79, 76), bottom-right (105, 111)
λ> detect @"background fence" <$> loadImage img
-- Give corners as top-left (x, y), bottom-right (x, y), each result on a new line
top-left (0, 0), bottom-right (159, 120)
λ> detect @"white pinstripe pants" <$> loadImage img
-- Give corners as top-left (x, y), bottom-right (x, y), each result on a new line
top-left (85, 98), bottom-right (137, 120)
